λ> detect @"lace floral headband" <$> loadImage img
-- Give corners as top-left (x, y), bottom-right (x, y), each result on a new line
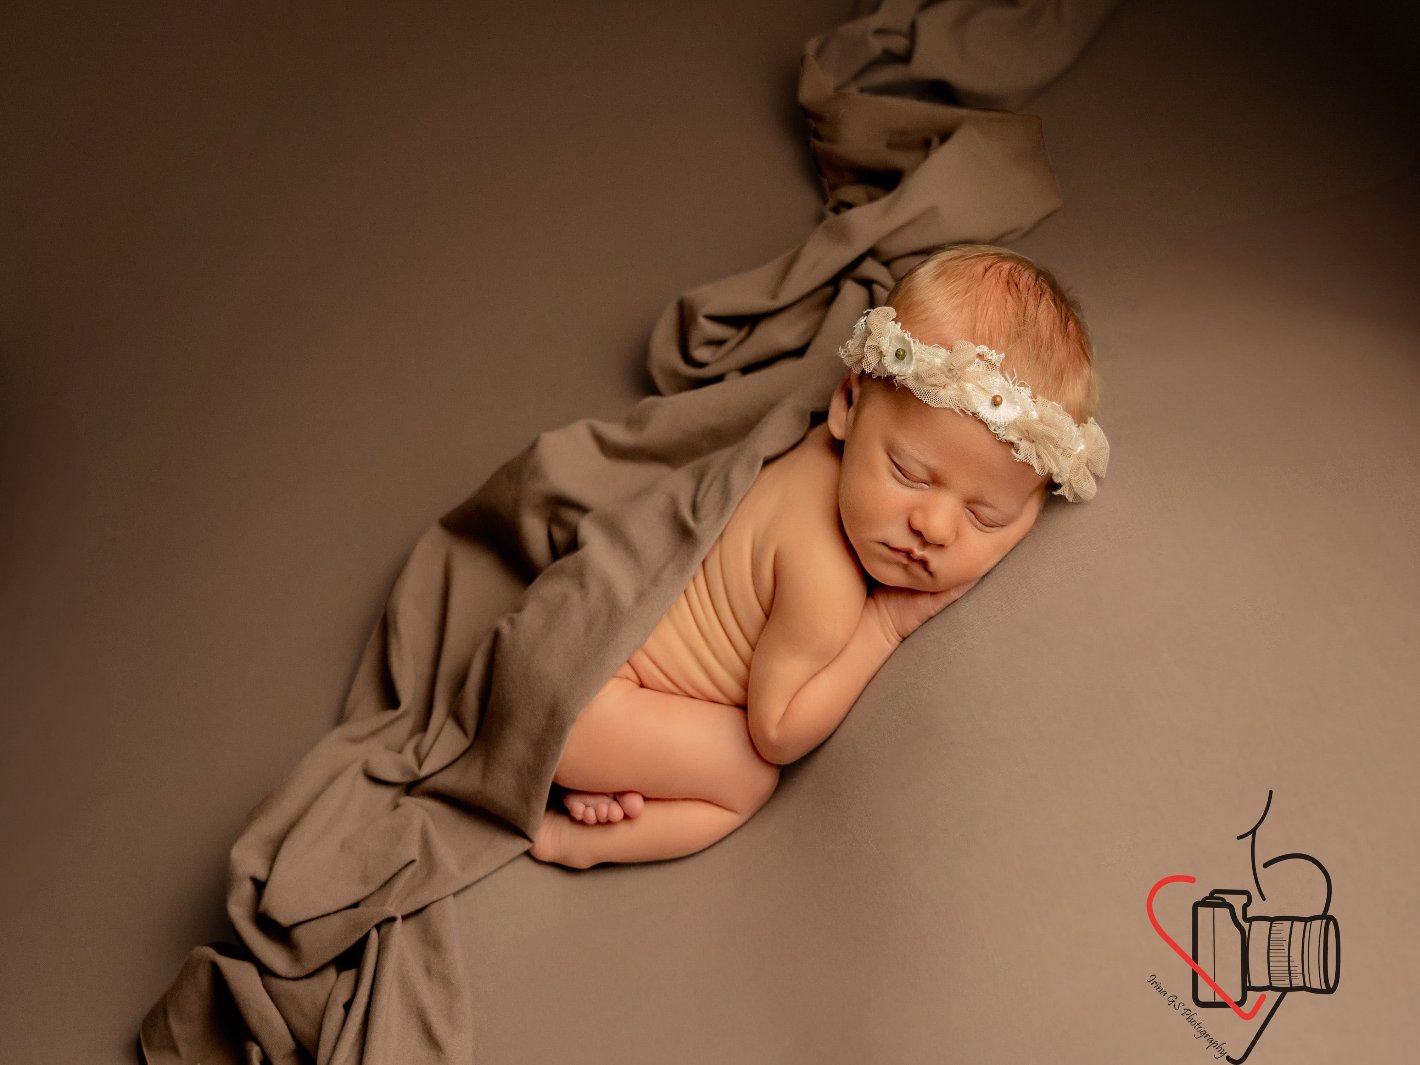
top-left (837, 306), bottom-right (1110, 502)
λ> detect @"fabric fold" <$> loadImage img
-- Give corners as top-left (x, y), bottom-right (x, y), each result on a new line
top-left (140, 1), bottom-right (1117, 1061)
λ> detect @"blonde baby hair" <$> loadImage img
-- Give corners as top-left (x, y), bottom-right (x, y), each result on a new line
top-left (885, 243), bottom-right (1099, 423)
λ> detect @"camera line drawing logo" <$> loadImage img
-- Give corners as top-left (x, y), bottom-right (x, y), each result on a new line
top-left (1144, 791), bottom-right (1340, 1063)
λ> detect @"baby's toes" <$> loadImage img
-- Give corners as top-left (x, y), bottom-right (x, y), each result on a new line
top-left (562, 793), bottom-right (596, 823)
top-left (561, 790), bottom-right (642, 824)
top-left (616, 791), bottom-right (645, 819)
top-left (562, 791), bottom-right (624, 824)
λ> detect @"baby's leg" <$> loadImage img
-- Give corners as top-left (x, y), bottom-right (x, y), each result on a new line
top-left (556, 664), bottom-right (649, 824)
top-left (531, 671), bottom-right (780, 868)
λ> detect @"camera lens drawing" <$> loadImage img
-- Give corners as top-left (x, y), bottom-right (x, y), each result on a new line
top-left (1146, 791), bottom-right (1340, 1064)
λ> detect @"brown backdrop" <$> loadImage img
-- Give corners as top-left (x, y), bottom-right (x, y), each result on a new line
top-left (2, 1), bottom-right (1416, 1062)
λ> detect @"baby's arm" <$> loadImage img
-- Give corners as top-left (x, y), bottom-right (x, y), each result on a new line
top-left (747, 543), bottom-right (984, 765)
top-left (746, 541), bottom-right (892, 766)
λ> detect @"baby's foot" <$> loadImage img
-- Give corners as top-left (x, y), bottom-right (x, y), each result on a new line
top-left (561, 790), bottom-right (645, 825)
top-left (530, 809), bottom-right (579, 868)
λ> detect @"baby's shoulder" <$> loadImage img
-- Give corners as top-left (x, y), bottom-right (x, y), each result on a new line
top-left (757, 426), bottom-right (865, 620)
top-left (749, 425), bottom-right (840, 543)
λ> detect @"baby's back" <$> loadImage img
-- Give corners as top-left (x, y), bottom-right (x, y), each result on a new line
top-left (628, 423), bottom-right (863, 705)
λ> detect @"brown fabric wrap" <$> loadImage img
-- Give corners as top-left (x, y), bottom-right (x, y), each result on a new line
top-left (139, 2), bottom-right (1115, 1061)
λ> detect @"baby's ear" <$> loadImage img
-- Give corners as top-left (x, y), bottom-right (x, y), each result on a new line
top-left (827, 372), bottom-right (863, 441)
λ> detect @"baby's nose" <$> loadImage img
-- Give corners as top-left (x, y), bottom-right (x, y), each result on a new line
top-left (909, 501), bottom-right (957, 548)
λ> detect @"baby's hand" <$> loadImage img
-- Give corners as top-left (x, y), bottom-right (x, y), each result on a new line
top-left (869, 577), bottom-right (980, 646)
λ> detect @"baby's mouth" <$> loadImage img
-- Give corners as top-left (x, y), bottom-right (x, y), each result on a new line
top-left (886, 543), bottom-right (932, 576)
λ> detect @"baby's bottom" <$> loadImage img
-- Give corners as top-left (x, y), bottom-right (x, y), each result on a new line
top-left (530, 662), bottom-right (780, 869)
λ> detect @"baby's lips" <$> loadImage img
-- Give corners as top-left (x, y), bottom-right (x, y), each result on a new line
top-left (886, 543), bottom-right (931, 574)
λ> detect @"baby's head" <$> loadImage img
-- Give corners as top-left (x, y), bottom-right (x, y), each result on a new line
top-left (826, 244), bottom-right (1107, 593)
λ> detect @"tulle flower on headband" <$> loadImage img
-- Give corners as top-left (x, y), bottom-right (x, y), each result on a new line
top-left (838, 306), bottom-right (1110, 502)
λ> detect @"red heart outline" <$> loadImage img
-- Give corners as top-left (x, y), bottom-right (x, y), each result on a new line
top-left (1147, 874), bottom-right (1265, 1021)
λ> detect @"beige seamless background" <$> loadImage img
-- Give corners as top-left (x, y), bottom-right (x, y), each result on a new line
top-left (2, 0), bottom-right (1416, 1062)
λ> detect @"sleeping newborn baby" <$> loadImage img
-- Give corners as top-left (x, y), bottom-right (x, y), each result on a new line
top-left (531, 243), bottom-right (1109, 869)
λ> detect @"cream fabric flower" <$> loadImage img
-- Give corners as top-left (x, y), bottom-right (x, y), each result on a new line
top-left (971, 379), bottom-right (1032, 428)
top-left (881, 326), bottom-right (915, 378)
top-left (945, 338), bottom-right (978, 373)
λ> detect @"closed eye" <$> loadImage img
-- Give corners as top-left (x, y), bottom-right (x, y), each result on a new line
top-left (889, 458), bottom-right (928, 488)
top-left (891, 454), bottom-right (1006, 530)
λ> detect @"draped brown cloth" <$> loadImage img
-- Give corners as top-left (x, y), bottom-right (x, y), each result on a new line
top-left (139, 1), bottom-right (1116, 1061)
